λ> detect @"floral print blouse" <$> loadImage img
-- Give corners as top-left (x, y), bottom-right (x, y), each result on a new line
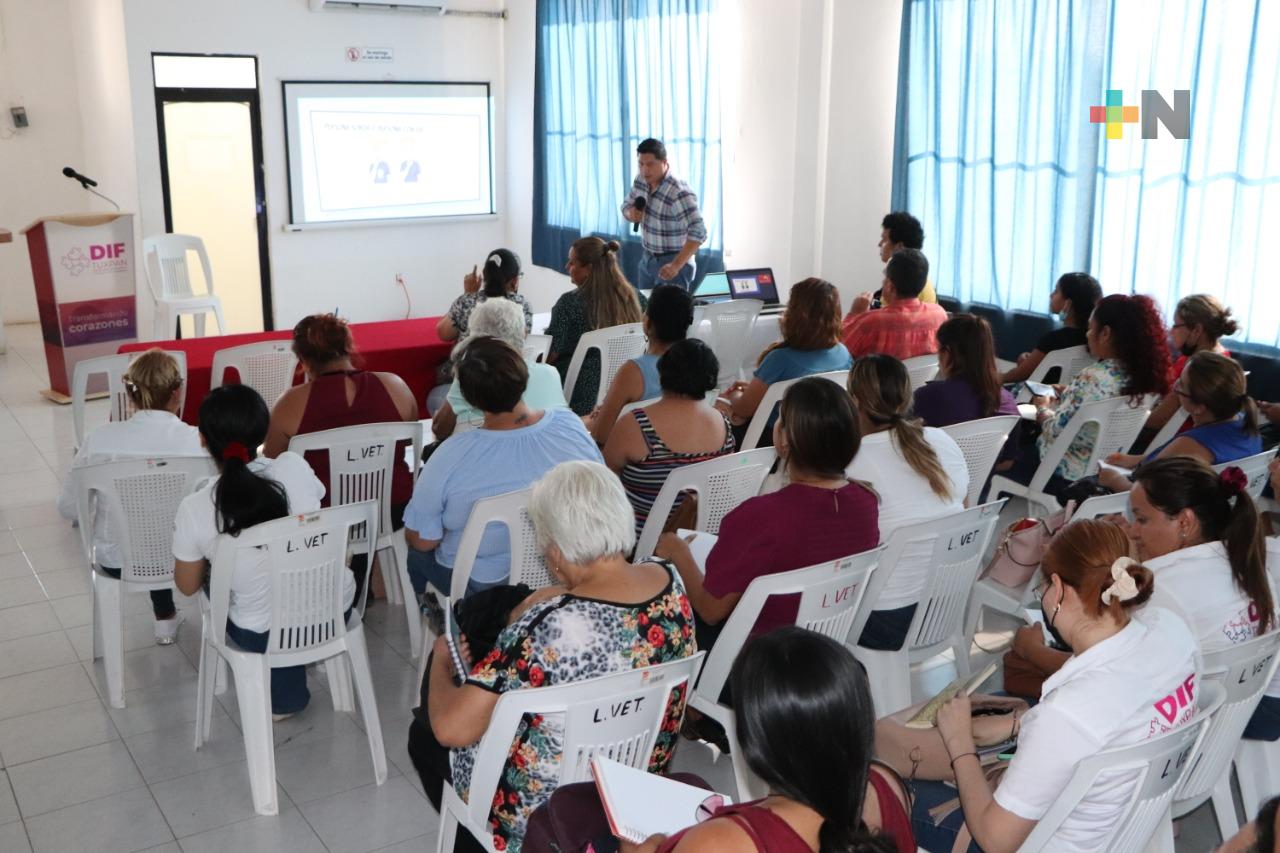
top-left (1036, 358), bottom-right (1129, 480)
top-left (447, 292), bottom-right (534, 338)
top-left (451, 562), bottom-right (697, 852)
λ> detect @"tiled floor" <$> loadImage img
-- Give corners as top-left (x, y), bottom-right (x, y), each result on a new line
top-left (0, 323), bottom-right (1224, 851)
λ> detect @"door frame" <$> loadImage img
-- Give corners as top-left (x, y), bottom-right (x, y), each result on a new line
top-left (152, 52), bottom-right (274, 332)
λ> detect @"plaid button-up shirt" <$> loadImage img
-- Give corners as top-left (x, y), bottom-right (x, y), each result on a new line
top-left (622, 172), bottom-right (708, 255)
top-left (842, 298), bottom-right (947, 360)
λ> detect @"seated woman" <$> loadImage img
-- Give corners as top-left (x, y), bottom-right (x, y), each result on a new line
top-left (412, 460), bottom-right (697, 853)
top-left (657, 377), bottom-right (878, 649)
top-left (403, 337), bottom-right (602, 601)
top-left (588, 284), bottom-right (695, 446)
top-left (57, 349), bottom-right (202, 645)
top-left (1020, 294), bottom-right (1170, 496)
top-left (1000, 272), bottom-right (1101, 384)
top-left (173, 385), bottom-right (334, 719)
top-left (606, 338), bottom-right (735, 537)
top-left (1099, 351), bottom-right (1260, 492)
top-left (432, 299), bottom-right (567, 440)
top-left (715, 277), bottom-right (852, 445)
top-left (882, 519), bottom-right (1198, 853)
top-left (547, 237), bottom-right (645, 415)
top-left (1144, 293), bottom-right (1237, 436)
top-left (624, 628), bottom-right (914, 853)
top-left (436, 248), bottom-right (534, 342)
top-left (846, 355), bottom-right (968, 652)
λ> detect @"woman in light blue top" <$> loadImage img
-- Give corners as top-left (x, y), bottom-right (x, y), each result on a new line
top-left (405, 337), bottom-right (602, 599)
top-left (431, 299), bottom-right (567, 440)
top-left (586, 285), bottom-right (694, 446)
top-left (716, 277), bottom-right (852, 445)
top-left (1100, 350), bottom-right (1261, 492)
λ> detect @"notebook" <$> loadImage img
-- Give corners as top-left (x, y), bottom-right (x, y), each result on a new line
top-left (590, 756), bottom-right (731, 843)
top-left (904, 660), bottom-right (998, 729)
top-left (675, 529), bottom-right (716, 576)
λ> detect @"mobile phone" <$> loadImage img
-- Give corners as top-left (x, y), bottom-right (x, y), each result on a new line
top-left (1024, 380), bottom-right (1057, 398)
top-left (443, 598), bottom-right (471, 687)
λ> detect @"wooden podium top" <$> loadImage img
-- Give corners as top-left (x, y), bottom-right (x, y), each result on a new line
top-left (0, 229), bottom-right (11, 244)
top-left (21, 213), bottom-right (131, 234)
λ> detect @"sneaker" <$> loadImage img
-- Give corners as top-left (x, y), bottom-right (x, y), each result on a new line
top-left (154, 614), bottom-right (182, 646)
top-left (271, 711), bottom-right (297, 723)
top-left (420, 592), bottom-right (446, 637)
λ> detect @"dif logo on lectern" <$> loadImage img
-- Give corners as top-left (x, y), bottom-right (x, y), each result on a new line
top-left (60, 242), bottom-right (129, 276)
top-left (1089, 89), bottom-right (1191, 140)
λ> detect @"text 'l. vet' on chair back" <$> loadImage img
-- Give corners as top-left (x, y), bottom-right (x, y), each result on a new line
top-left (849, 500), bottom-right (1006, 718)
top-left (71, 350), bottom-right (189, 448)
top-left (74, 454), bottom-right (215, 708)
top-left (562, 322), bottom-right (647, 408)
top-left (686, 549), bottom-right (882, 802)
top-left (1018, 681), bottom-right (1219, 852)
top-left (633, 446), bottom-right (778, 560)
top-left (195, 501), bottom-right (386, 816)
top-left (738, 370), bottom-right (848, 452)
top-left (287, 420), bottom-right (424, 656)
top-left (141, 233), bottom-right (227, 339)
top-left (210, 340), bottom-right (299, 408)
top-left (436, 653), bottom-right (706, 853)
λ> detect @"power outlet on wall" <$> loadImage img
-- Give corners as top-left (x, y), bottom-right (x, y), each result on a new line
top-left (10, 106), bottom-right (28, 129)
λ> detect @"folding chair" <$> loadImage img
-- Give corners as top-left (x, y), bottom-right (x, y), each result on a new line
top-left (562, 323), bottom-right (646, 407)
top-left (738, 370), bottom-right (848, 451)
top-left (210, 340), bottom-right (299, 407)
top-left (941, 415), bottom-right (1020, 506)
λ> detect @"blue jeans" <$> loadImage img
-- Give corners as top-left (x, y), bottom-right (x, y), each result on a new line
top-left (224, 607), bottom-right (353, 716)
top-left (636, 250), bottom-right (695, 293)
top-left (1245, 694), bottom-right (1280, 741)
top-left (406, 546), bottom-right (505, 600)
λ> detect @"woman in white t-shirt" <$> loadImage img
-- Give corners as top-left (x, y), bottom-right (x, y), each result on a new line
top-left (845, 354), bottom-right (968, 651)
top-left (173, 384), bottom-right (339, 719)
top-left (56, 349), bottom-right (202, 645)
top-left (909, 520), bottom-right (1199, 853)
top-left (1128, 457), bottom-right (1280, 743)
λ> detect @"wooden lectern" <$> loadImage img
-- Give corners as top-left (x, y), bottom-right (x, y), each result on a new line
top-left (22, 214), bottom-right (139, 402)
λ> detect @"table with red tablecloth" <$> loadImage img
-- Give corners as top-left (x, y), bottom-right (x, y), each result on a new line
top-left (119, 317), bottom-right (452, 424)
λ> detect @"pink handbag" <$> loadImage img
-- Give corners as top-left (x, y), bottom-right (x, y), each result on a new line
top-left (978, 502), bottom-right (1076, 588)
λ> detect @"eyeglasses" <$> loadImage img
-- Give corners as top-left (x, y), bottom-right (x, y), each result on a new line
top-left (1170, 323), bottom-right (1189, 330)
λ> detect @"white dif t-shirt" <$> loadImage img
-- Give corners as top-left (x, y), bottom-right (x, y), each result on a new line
top-left (994, 608), bottom-right (1200, 852)
top-left (56, 410), bottom-right (204, 570)
top-left (845, 426), bottom-right (968, 609)
top-left (172, 452), bottom-right (346, 633)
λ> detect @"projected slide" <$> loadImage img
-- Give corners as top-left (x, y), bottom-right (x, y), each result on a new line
top-left (283, 82), bottom-right (494, 225)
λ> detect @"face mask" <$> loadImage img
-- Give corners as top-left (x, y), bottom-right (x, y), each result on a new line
top-left (1042, 586), bottom-right (1071, 650)
top-left (1178, 340), bottom-right (1199, 357)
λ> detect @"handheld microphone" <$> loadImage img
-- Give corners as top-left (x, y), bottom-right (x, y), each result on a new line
top-left (632, 196), bottom-right (646, 233)
top-left (62, 166), bottom-right (98, 187)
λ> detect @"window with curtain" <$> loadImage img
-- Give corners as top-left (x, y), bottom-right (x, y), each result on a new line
top-left (532, 0), bottom-right (723, 280)
top-left (893, 0), bottom-right (1280, 346)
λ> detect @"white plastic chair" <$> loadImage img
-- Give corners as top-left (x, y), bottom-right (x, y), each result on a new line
top-left (902, 354), bottom-right (940, 392)
top-left (1017, 682), bottom-right (1218, 852)
top-left (699, 299), bottom-right (762, 384)
top-left (210, 340), bottom-right (299, 407)
top-left (989, 395), bottom-right (1153, 518)
top-left (1148, 631), bottom-right (1280, 849)
top-left (849, 500), bottom-right (1006, 717)
top-left (142, 234), bottom-right (227, 339)
top-left (633, 447), bottom-right (778, 560)
top-left (687, 550), bottom-right (882, 800)
top-left (618, 396), bottom-right (662, 417)
top-left (1015, 344), bottom-right (1095, 402)
top-left (1072, 491), bottom-right (1132, 521)
top-left (436, 653), bottom-right (706, 853)
top-left (71, 351), bottom-right (189, 448)
top-left (562, 323), bottom-right (647, 408)
top-left (1230, 738), bottom-right (1280, 839)
top-left (1144, 406), bottom-right (1192, 456)
top-left (1212, 448), bottom-right (1278, 500)
top-left (738, 370), bottom-right (848, 452)
top-left (194, 502), bottom-right (386, 816)
top-left (523, 334), bottom-right (553, 363)
top-left (73, 455), bottom-right (216, 708)
top-left (448, 487), bottom-right (554, 601)
top-left (941, 415), bottom-right (1020, 507)
top-left (287, 422), bottom-right (424, 658)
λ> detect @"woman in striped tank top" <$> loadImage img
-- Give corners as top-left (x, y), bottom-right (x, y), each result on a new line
top-left (605, 338), bottom-right (735, 538)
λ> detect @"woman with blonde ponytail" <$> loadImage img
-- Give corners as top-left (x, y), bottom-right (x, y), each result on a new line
top-left (547, 236), bottom-right (644, 414)
top-left (56, 349), bottom-right (202, 644)
top-left (846, 355), bottom-right (968, 653)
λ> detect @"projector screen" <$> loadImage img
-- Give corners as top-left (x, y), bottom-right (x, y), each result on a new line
top-left (282, 81), bottom-right (494, 227)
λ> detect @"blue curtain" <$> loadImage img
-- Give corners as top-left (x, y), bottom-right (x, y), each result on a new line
top-left (532, 0), bottom-right (723, 281)
top-left (893, 0), bottom-right (1280, 346)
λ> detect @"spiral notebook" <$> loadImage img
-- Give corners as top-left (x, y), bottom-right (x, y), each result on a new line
top-left (590, 756), bottom-right (731, 843)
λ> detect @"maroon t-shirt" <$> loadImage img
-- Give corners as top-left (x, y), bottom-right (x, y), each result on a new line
top-left (704, 481), bottom-right (879, 635)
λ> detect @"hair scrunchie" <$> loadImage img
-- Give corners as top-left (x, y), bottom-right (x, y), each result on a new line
top-left (1218, 465), bottom-right (1248, 498)
top-left (1101, 556), bottom-right (1140, 605)
top-left (487, 252), bottom-right (503, 268)
top-left (221, 441), bottom-right (251, 464)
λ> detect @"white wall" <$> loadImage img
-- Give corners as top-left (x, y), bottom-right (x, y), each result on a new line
top-left (119, 0), bottom-right (510, 330)
top-left (0, 0), bottom-right (94, 324)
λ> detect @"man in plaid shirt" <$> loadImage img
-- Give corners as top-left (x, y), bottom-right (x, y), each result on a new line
top-left (842, 248), bottom-right (947, 360)
top-left (621, 138), bottom-right (707, 293)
